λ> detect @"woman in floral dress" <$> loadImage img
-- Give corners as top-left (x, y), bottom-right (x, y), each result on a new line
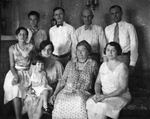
top-left (50, 40), bottom-right (98, 119)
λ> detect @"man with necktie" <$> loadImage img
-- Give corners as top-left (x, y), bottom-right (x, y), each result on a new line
top-left (49, 7), bottom-right (75, 67)
top-left (105, 5), bottom-right (138, 75)
top-left (73, 8), bottom-right (107, 64)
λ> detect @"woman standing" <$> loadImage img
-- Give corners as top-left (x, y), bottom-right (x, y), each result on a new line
top-left (51, 40), bottom-right (98, 119)
top-left (3, 27), bottom-right (33, 119)
top-left (86, 42), bottom-right (131, 119)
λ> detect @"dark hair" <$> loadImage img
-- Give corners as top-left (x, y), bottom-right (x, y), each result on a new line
top-left (28, 11), bottom-right (40, 19)
top-left (104, 42), bottom-right (122, 55)
top-left (76, 40), bottom-right (92, 53)
top-left (15, 27), bottom-right (28, 36)
top-left (39, 40), bottom-right (54, 52)
top-left (32, 55), bottom-right (45, 65)
top-left (53, 7), bottom-right (65, 14)
top-left (109, 5), bottom-right (122, 13)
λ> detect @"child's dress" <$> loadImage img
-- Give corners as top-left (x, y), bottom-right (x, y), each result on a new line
top-left (30, 71), bottom-right (52, 96)
top-left (3, 43), bottom-right (33, 104)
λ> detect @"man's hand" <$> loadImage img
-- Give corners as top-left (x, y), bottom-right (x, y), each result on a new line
top-left (129, 66), bottom-right (135, 76)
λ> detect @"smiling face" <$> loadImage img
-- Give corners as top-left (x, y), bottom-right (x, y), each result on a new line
top-left (35, 61), bottom-right (44, 72)
top-left (82, 9), bottom-right (93, 25)
top-left (41, 44), bottom-right (52, 58)
top-left (106, 44), bottom-right (118, 60)
top-left (53, 9), bottom-right (64, 24)
top-left (76, 45), bottom-right (89, 62)
top-left (110, 7), bottom-right (122, 23)
top-left (16, 29), bottom-right (28, 43)
top-left (29, 15), bottom-right (39, 28)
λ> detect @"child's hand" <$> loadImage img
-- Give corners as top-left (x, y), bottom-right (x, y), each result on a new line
top-left (11, 77), bottom-right (19, 86)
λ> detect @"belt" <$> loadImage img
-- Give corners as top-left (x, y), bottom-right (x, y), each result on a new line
top-left (122, 51), bottom-right (130, 55)
top-left (53, 52), bottom-right (70, 58)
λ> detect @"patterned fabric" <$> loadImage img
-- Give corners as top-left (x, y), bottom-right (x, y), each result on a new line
top-left (27, 28), bottom-right (47, 49)
top-left (3, 43), bottom-right (33, 104)
top-left (52, 59), bottom-right (98, 119)
top-left (123, 88), bottom-right (150, 110)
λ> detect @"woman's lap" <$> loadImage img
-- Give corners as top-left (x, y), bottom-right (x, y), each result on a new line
top-left (52, 91), bottom-right (88, 119)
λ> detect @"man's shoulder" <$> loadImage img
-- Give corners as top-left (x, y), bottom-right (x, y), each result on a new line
top-left (105, 23), bottom-right (114, 29)
top-left (64, 22), bottom-right (75, 29)
top-left (122, 21), bottom-right (134, 27)
top-left (75, 25), bottom-right (84, 32)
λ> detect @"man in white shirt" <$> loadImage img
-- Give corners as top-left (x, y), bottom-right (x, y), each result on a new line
top-left (73, 8), bottom-right (106, 64)
top-left (27, 11), bottom-right (47, 50)
top-left (105, 5), bottom-right (138, 74)
top-left (49, 7), bottom-right (75, 67)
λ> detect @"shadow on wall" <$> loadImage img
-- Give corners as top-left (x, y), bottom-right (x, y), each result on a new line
top-left (126, 9), bottom-right (150, 90)
top-left (126, 8), bottom-right (148, 70)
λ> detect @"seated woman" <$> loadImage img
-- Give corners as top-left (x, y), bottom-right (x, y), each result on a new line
top-left (3, 27), bottom-right (33, 119)
top-left (23, 40), bottom-right (64, 119)
top-left (86, 42), bottom-right (132, 119)
top-left (39, 40), bottom-right (64, 90)
top-left (50, 40), bottom-right (98, 119)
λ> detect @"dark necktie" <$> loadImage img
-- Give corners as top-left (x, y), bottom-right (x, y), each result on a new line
top-left (113, 23), bottom-right (119, 43)
top-left (56, 23), bottom-right (63, 27)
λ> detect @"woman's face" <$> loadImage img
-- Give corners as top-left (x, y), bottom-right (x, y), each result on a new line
top-left (106, 44), bottom-right (118, 60)
top-left (41, 44), bottom-right (52, 58)
top-left (16, 30), bottom-right (28, 43)
top-left (76, 45), bottom-right (89, 62)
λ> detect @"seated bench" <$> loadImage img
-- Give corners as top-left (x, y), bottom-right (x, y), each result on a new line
top-left (119, 88), bottom-right (150, 119)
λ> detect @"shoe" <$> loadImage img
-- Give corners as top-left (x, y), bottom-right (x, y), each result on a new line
top-left (43, 107), bottom-right (51, 115)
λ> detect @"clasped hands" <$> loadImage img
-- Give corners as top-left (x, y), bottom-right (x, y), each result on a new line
top-left (92, 93), bottom-right (106, 103)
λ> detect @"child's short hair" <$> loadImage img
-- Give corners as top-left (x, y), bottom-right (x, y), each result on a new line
top-left (32, 55), bottom-right (45, 65)
top-left (28, 11), bottom-right (40, 19)
top-left (15, 27), bottom-right (28, 36)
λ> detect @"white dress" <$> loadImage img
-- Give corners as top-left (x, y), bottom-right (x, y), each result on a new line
top-left (86, 62), bottom-right (131, 119)
top-left (3, 43), bottom-right (33, 104)
top-left (30, 71), bottom-right (52, 96)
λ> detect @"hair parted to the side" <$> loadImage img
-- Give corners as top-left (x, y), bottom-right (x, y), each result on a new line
top-left (104, 42), bottom-right (122, 55)
top-left (39, 40), bottom-right (54, 52)
top-left (15, 27), bottom-right (28, 36)
top-left (28, 11), bottom-right (40, 19)
top-left (32, 55), bottom-right (45, 65)
top-left (109, 5), bottom-right (122, 13)
top-left (76, 40), bottom-right (92, 53)
top-left (53, 7), bottom-right (65, 14)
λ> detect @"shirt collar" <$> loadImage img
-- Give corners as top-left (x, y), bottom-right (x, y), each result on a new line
top-left (84, 24), bottom-right (93, 30)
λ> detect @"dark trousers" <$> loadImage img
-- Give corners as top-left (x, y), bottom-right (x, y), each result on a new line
top-left (52, 52), bottom-right (71, 68)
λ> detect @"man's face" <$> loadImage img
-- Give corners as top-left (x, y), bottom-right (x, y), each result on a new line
top-left (110, 7), bottom-right (122, 23)
top-left (53, 9), bottom-right (64, 24)
top-left (28, 15), bottom-right (39, 28)
top-left (82, 9), bottom-right (93, 25)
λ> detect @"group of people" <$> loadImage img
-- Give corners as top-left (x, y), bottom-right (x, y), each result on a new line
top-left (3, 4), bottom-right (138, 119)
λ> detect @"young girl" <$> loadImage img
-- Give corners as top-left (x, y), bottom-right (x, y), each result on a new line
top-left (3, 27), bottom-right (33, 119)
top-left (29, 55), bottom-right (53, 113)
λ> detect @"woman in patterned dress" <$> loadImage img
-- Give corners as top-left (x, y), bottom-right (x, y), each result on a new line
top-left (50, 40), bottom-right (98, 119)
top-left (3, 27), bottom-right (33, 119)
top-left (86, 42), bottom-right (131, 119)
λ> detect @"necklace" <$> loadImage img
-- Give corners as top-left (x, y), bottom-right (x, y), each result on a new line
top-left (78, 59), bottom-right (87, 64)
